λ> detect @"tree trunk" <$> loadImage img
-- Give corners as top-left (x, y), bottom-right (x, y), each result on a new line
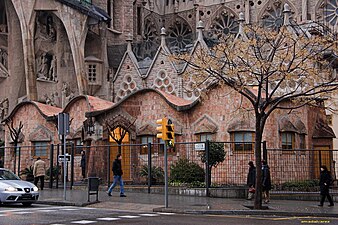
top-left (254, 116), bottom-right (263, 209)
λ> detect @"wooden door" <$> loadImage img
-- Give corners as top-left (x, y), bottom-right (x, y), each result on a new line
top-left (313, 146), bottom-right (331, 179)
top-left (109, 128), bottom-right (131, 181)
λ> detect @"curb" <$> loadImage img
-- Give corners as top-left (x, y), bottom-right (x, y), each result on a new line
top-left (153, 207), bottom-right (338, 218)
top-left (36, 200), bottom-right (100, 207)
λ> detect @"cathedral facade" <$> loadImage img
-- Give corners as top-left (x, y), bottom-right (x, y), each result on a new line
top-left (0, 0), bottom-right (337, 183)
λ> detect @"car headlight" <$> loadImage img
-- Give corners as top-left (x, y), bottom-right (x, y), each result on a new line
top-left (5, 186), bottom-right (17, 192)
top-left (33, 186), bottom-right (39, 192)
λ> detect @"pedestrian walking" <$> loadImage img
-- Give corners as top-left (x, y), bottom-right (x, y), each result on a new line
top-left (247, 161), bottom-right (256, 200)
top-left (318, 165), bottom-right (334, 207)
top-left (33, 157), bottom-right (46, 190)
top-left (80, 150), bottom-right (86, 181)
top-left (107, 153), bottom-right (126, 197)
top-left (0, 156), bottom-right (3, 168)
top-left (262, 160), bottom-right (271, 204)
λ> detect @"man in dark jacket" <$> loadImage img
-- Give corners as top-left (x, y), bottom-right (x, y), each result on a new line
top-left (107, 154), bottom-right (126, 197)
top-left (247, 161), bottom-right (256, 200)
top-left (262, 160), bottom-right (271, 204)
top-left (80, 150), bottom-right (86, 181)
top-left (318, 165), bottom-right (334, 207)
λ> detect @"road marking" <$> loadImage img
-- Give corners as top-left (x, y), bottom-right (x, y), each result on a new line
top-left (13, 211), bottom-right (35, 215)
top-left (157, 212), bottom-right (176, 215)
top-left (71, 220), bottom-right (97, 224)
top-left (119, 215), bottom-right (141, 219)
top-left (60, 208), bottom-right (80, 211)
top-left (38, 209), bottom-right (56, 212)
top-left (96, 217), bottom-right (121, 221)
top-left (139, 213), bottom-right (160, 217)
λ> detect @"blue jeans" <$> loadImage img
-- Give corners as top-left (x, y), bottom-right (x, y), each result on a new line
top-left (107, 175), bottom-right (124, 194)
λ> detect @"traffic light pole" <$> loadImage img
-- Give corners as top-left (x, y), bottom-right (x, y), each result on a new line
top-left (164, 141), bottom-right (168, 208)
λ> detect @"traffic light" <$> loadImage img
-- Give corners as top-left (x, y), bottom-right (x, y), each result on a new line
top-left (166, 119), bottom-right (175, 146)
top-left (156, 117), bottom-right (168, 140)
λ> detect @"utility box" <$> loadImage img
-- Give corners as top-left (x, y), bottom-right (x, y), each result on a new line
top-left (87, 177), bottom-right (99, 202)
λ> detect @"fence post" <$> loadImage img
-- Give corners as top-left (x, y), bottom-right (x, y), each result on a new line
top-left (263, 141), bottom-right (267, 163)
top-left (49, 144), bottom-right (54, 189)
top-left (205, 140), bottom-right (210, 197)
top-left (147, 142), bottom-right (152, 194)
top-left (107, 145), bottom-right (111, 187)
top-left (70, 143), bottom-right (74, 189)
top-left (56, 144), bottom-right (60, 189)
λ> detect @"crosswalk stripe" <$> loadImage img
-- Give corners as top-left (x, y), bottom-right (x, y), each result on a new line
top-left (119, 215), bottom-right (141, 219)
top-left (96, 217), bottom-right (121, 221)
top-left (71, 220), bottom-right (97, 224)
top-left (157, 212), bottom-right (176, 215)
top-left (139, 213), bottom-right (160, 217)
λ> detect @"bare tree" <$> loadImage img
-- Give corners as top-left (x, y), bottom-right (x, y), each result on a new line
top-left (105, 116), bottom-right (136, 154)
top-left (6, 119), bottom-right (23, 174)
top-left (172, 18), bottom-right (338, 209)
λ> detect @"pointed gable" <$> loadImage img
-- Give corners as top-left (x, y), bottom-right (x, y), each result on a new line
top-left (113, 38), bottom-right (143, 102)
top-left (146, 28), bottom-right (179, 97)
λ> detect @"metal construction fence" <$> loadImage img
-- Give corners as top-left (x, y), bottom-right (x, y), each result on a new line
top-left (1, 142), bottom-right (338, 192)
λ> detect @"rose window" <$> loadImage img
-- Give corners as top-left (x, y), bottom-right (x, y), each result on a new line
top-left (133, 18), bottom-right (159, 60)
top-left (324, 0), bottom-right (338, 27)
top-left (167, 20), bottom-right (193, 51)
top-left (209, 11), bottom-right (239, 38)
top-left (261, 3), bottom-right (293, 31)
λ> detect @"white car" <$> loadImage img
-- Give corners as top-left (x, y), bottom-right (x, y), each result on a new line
top-left (0, 168), bottom-right (39, 206)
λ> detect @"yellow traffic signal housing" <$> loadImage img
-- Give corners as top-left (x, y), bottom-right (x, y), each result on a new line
top-left (166, 119), bottom-right (175, 146)
top-left (156, 117), bottom-right (168, 140)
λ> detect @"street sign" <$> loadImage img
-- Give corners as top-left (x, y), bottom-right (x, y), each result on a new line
top-left (58, 113), bottom-right (70, 136)
top-left (58, 154), bottom-right (71, 162)
top-left (194, 143), bottom-right (205, 151)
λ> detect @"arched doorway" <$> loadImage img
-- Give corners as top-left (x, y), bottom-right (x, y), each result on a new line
top-left (109, 127), bottom-right (131, 181)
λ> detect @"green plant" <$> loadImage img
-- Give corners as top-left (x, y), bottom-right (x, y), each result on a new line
top-left (46, 165), bottom-right (61, 181)
top-left (139, 165), bottom-right (164, 184)
top-left (20, 166), bottom-right (34, 181)
top-left (281, 179), bottom-right (320, 191)
top-left (170, 158), bottom-right (205, 184)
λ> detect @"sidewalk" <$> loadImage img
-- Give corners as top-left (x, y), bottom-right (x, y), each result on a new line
top-left (37, 187), bottom-right (338, 218)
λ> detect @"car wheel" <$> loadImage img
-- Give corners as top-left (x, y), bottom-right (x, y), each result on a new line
top-left (22, 202), bottom-right (32, 206)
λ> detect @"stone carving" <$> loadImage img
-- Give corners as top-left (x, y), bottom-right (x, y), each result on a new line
top-left (0, 48), bottom-right (8, 69)
top-left (0, 98), bottom-right (9, 120)
top-left (61, 82), bottom-right (75, 107)
top-left (44, 93), bottom-right (57, 106)
top-left (36, 53), bottom-right (57, 82)
top-left (49, 55), bottom-right (57, 82)
top-left (35, 16), bottom-right (56, 42)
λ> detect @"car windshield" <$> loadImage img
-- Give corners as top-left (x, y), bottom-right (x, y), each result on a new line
top-left (0, 170), bottom-right (20, 180)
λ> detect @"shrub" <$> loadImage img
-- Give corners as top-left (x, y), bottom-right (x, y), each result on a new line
top-left (20, 166), bottom-right (34, 181)
top-left (170, 158), bottom-right (205, 184)
top-left (139, 165), bottom-right (164, 184)
top-left (46, 165), bottom-right (61, 181)
top-left (281, 179), bottom-right (319, 191)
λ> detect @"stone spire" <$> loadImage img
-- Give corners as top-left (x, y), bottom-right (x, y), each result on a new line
top-left (283, 3), bottom-right (291, 26)
top-left (126, 33), bottom-right (133, 52)
top-left (197, 20), bottom-right (204, 41)
top-left (160, 27), bottom-right (166, 47)
top-left (238, 12), bottom-right (245, 35)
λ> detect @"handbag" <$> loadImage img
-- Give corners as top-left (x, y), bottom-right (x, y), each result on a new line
top-left (249, 187), bottom-right (256, 193)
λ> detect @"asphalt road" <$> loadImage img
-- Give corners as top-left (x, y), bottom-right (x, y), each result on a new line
top-left (0, 204), bottom-right (338, 225)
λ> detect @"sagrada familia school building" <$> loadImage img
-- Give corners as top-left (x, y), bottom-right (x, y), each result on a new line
top-left (0, 0), bottom-right (337, 186)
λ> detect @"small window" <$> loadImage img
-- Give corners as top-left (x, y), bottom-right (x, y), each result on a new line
top-left (74, 139), bottom-right (83, 155)
top-left (231, 132), bottom-right (254, 152)
top-left (88, 64), bottom-right (97, 83)
top-left (281, 132), bottom-right (295, 150)
top-left (32, 142), bottom-right (48, 158)
top-left (140, 136), bottom-right (153, 155)
top-left (299, 134), bottom-right (306, 149)
top-left (199, 133), bottom-right (213, 142)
